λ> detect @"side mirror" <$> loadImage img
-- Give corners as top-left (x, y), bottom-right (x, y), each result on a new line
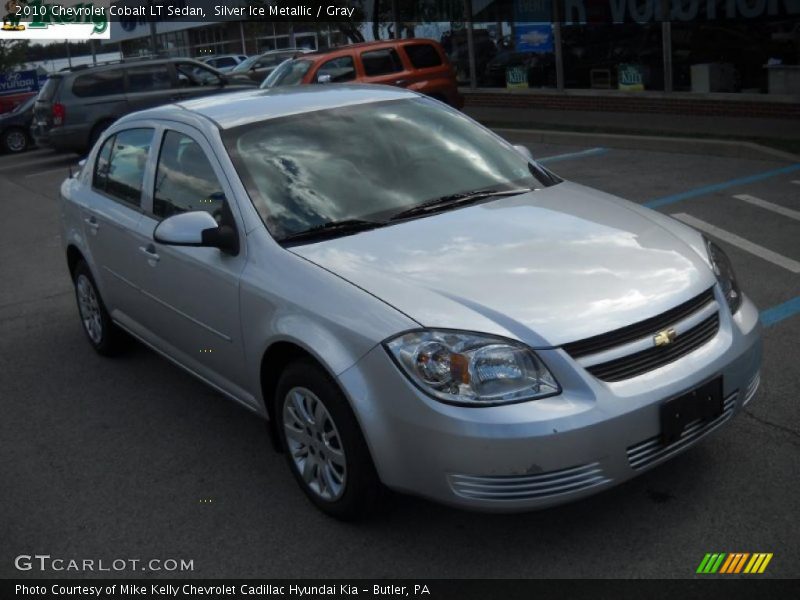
top-left (154, 211), bottom-right (238, 254)
top-left (317, 73), bottom-right (332, 84)
top-left (513, 144), bottom-right (534, 161)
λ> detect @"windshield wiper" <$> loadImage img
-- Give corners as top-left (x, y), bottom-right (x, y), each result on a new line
top-left (390, 188), bottom-right (534, 221)
top-left (278, 218), bottom-right (386, 244)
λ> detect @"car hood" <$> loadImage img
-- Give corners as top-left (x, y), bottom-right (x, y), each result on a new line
top-left (290, 182), bottom-right (716, 347)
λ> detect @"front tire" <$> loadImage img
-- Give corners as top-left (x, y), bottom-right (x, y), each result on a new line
top-left (2, 127), bottom-right (29, 153)
top-left (276, 360), bottom-right (381, 520)
top-left (72, 260), bottom-right (126, 356)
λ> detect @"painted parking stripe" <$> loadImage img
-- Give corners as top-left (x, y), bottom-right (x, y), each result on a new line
top-left (537, 147), bottom-right (608, 164)
top-left (644, 164), bottom-right (800, 209)
top-left (761, 296), bottom-right (800, 327)
top-left (0, 156), bottom-right (75, 172)
top-left (734, 194), bottom-right (800, 222)
top-left (25, 166), bottom-right (73, 178)
top-left (671, 213), bottom-right (800, 273)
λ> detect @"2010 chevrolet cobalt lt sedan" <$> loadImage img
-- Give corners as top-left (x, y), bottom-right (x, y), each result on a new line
top-left (60, 86), bottom-right (761, 519)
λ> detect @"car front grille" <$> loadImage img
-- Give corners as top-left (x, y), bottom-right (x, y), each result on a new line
top-left (586, 313), bottom-right (720, 382)
top-left (563, 288), bottom-right (715, 358)
top-left (626, 392), bottom-right (737, 470)
top-left (448, 462), bottom-right (611, 501)
top-left (562, 287), bottom-right (719, 382)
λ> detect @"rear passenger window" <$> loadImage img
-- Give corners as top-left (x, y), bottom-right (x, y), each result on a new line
top-left (361, 49), bottom-right (403, 76)
top-left (126, 65), bottom-right (172, 91)
top-left (317, 57), bottom-right (355, 82)
top-left (72, 70), bottom-right (124, 97)
top-left (153, 131), bottom-right (227, 222)
top-left (94, 128), bottom-right (153, 206)
top-left (404, 44), bottom-right (442, 69)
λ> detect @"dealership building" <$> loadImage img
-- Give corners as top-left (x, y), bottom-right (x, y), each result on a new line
top-left (107, 0), bottom-right (800, 118)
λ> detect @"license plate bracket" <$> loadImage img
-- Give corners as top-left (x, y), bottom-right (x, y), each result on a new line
top-left (659, 376), bottom-right (723, 445)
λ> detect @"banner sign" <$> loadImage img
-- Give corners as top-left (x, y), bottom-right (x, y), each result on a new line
top-left (515, 23), bottom-right (554, 53)
top-left (0, 69), bottom-right (41, 96)
top-left (618, 63), bottom-right (645, 91)
top-left (0, 0), bottom-right (110, 39)
top-left (506, 66), bottom-right (529, 89)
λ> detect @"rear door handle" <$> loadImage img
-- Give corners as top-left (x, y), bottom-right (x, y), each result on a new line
top-left (84, 216), bottom-right (99, 232)
top-left (138, 244), bottom-right (160, 263)
top-left (393, 79), bottom-right (409, 87)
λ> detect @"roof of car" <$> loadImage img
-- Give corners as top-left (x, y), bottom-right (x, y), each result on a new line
top-left (302, 38), bottom-right (440, 60)
top-left (121, 85), bottom-right (418, 129)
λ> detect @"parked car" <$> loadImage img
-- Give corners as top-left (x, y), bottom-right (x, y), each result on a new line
top-left (60, 86), bottom-right (761, 519)
top-left (262, 39), bottom-right (464, 108)
top-left (198, 54), bottom-right (248, 73)
top-left (1, 94), bottom-right (35, 153)
top-left (32, 57), bottom-right (256, 154)
top-left (231, 49), bottom-right (311, 83)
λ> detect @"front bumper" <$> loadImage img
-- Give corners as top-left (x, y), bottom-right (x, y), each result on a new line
top-left (337, 291), bottom-right (762, 511)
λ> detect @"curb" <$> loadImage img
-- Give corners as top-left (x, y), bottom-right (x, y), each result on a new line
top-left (487, 127), bottom-right (800, 164)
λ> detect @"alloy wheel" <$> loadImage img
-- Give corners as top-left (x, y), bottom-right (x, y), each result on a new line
top-left (5, 130), bottom-right (26, 153)
top-left (76, 274), bottom-right (103, 344)
top-left (282, 386), bottom-right (347, 501)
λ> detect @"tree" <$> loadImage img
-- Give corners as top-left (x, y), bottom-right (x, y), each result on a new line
top-left (0, 39), bottom-right (30, 72)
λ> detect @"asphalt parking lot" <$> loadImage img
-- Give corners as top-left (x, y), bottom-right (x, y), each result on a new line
top-left (1, 133), bottom-right (798, 579)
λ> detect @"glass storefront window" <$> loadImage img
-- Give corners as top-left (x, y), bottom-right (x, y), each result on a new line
top-left (671, 20), bottom-right (799, 94)
top-left (562, 23), bottom-right (664, 91)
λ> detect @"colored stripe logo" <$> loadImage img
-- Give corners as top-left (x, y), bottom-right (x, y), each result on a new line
top-left (697, 553), bottom-right (773, 574)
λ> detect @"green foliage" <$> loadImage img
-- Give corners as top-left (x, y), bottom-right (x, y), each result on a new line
top-left (0, 39), bottom-right (30, 72)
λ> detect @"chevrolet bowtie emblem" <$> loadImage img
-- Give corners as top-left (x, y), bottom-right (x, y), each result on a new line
top-left (653, 328), bottom-right (677, 347)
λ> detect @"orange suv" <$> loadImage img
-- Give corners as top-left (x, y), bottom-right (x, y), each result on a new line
top-left (262, 39), bottom-right (464, 109)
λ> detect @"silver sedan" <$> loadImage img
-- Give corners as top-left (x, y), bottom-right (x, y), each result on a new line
top-left (60, 86), bottom-right (762, 519)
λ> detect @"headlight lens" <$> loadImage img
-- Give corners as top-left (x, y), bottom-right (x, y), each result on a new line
top-left (705, 236), bottom-right (742, 314)
top-left (385, 330), bottom-right (560, 406)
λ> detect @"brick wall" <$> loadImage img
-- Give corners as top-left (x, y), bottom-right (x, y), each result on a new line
top-left (464, 92), bottom-right (800, 119)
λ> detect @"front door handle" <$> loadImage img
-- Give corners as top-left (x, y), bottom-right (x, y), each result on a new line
top-left (84, 216), bottom-right (99, 232)
top-left (138, 244), bottom-right (160, 263)
top-left (393, 79), bottom-right (409, 87)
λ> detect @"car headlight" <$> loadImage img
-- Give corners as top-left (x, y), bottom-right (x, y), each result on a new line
top-left (385, 330), bottom-right (560, 406)
top-left (704, 236), bottom-right (742, 314)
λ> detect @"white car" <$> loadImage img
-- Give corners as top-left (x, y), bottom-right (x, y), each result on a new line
top-left (198, 54), bottom-right (248, 73)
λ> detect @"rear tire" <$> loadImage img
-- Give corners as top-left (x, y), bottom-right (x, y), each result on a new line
top-left (2, 127), bottom-right (29, 153)
top-left (72, 260), bottom-right (126, 356)
top-left (276, 359), bottom-right (382, 520)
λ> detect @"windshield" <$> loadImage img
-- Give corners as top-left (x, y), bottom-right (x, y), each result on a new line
top-left (224, 97), bottom-right (559, 242)
top-left (261, 59), bottom-right (312, 88)
top-left (232, 55), bottom-right (258, 72)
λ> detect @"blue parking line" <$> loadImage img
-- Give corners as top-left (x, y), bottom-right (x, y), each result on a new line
top-left (644, 164), bottom-right (800, 209)
top-left (537, 147), bottom-right (609, 164)
top-left (761, 296), bottom-right (800, 328)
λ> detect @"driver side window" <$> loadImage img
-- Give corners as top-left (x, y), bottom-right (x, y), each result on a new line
top-left (153, 131), bottom-right (227, 223)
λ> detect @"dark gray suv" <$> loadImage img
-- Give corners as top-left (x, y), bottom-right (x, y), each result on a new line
top-left (32, 56), bottom-right (255, 154)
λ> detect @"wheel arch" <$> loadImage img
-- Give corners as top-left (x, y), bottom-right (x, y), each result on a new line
top-left (259, 340), bottom-right (336, 452)
top-left (66, 244), bottom-right (86, 278)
